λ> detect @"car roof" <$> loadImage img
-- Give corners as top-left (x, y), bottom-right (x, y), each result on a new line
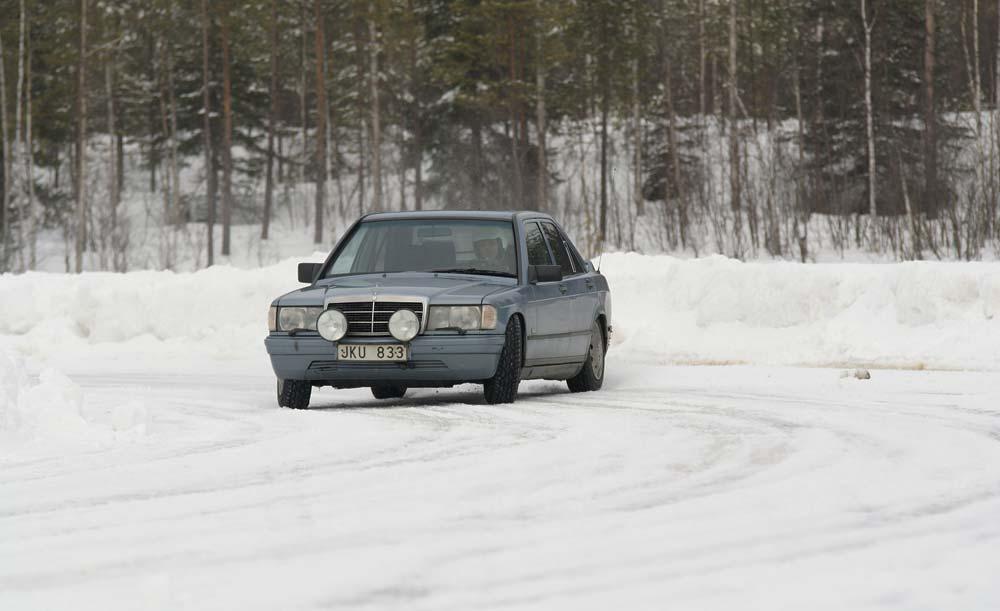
top-left (360, 210), bottom-right (554, 223)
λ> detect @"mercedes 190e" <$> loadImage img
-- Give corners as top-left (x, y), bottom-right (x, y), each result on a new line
top-left (264, 211), bottom-right (611, 408)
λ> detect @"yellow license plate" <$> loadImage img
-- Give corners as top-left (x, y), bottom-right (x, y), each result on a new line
top-left (337, 344), bottom-right (407, 362)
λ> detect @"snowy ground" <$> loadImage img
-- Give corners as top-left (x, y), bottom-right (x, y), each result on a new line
top-left (3, 256), bottom-right (1000, 609)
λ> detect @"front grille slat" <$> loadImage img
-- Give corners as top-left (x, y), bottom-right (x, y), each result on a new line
top-left (329, 300), bottom-right (423, 337)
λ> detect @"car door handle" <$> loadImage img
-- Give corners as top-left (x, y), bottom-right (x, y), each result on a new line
top-left (559, 284), bottom-right (568, 294)
top-left (585, 280), bottom-right (595, 290)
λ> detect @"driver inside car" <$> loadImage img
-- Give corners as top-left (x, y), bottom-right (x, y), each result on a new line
top-left (473, 237), bottom-right (511, 271)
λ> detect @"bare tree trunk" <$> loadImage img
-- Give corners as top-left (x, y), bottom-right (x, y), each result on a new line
top-left (996, 0), bottom-right (1000, 239)
top-left (599, 89), bottom-right (609, 244)
top-left (313, 0), bottom-right (327, 244)
top-left (728, 0), bottom-right (740, 222)
top-left (665, 47), bottom-right (686, 248)
top-left (75, 0), bottom-right (88, 274)
top-left (793, 61), bottom-right (808, 263)
top-left (156, 59), bottom-right (173, 267)
top-left (263, 0), bottom-right (278, 240)
top-left (598, 18), bottom-right (610, 244)
top-left (899, 152), bottom-right (919, 259)
top-left (368, 0), bottom-right (382, 212)
top-left (220, 9), bottom-right (233, 256)
top-left (299, 0), bottom-right (308, 192)
top-left (632, 56), bottom-right (643, 217)
top-left (157, 39), bottom-right (180, 233)
top-left (535, 0), bottom-right (547, 212)
top-left (12, 0), bottom-right (25, 272)
top-left (698, 0), bottom-right (706, 117)
top-left (0, 32), bottom-right (9, 270)
top-left (507, 16), bottom-right (523, 210)
top-left (923, 0), bottom-right (936, 224)
top-left (862, 0), bottom-right (877, 247)
top-left (105, 51), bottom-right (120, 269)
top-left (24, 28), bottom-right (36, 269)
top-left (407, 0), bottom-right (422, 212)
top-left (972, 0), bottom-right (985, 243)
top-left (201, 0), bottom-right (216, 266)
top-left (166, 46), bottom-right (180, 228)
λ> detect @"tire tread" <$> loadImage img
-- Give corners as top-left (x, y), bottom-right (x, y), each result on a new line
top-left (278, 379), bottom-right (312, 409)
top-left (484, 315), bottom-right (523, 404)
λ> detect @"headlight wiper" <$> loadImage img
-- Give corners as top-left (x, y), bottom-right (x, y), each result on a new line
top-left (431, 268), bottom-right (515, 278)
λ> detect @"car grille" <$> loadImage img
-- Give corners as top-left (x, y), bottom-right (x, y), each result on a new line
top-left (329, 301), bottom-right (424, 337)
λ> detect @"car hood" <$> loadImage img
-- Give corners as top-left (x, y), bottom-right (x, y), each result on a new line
top-left (276, 273), bottom-right (516, 307)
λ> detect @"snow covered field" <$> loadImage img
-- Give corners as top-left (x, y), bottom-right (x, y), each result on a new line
top-left (3, 255), bottom-right (1000, 609)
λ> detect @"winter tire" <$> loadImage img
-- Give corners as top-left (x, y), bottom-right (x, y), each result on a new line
top-left (371, 385), bottom-right (407, 400)
top-left (567, 321), bottom-right (605, 393)
top-left (484, 315), bottom-right (523, 405)
top-left (277, 378), bottom-right (312, 409)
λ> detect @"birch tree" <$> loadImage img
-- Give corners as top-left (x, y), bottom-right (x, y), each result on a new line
top-left (24, 32), bottom-right (35, 269)
top-left (76, 0), bottom-right (88, 274)
top-left (728, 0), bottom-right (741, 250)
top-left (200, 0), bottom-right (216, 266)
top-left (0, 32), bottom-right (9, 271)
top-left (861, 0), bottom-right (877, 247)
top-left (12, 0), bottom-right (26, 271)
top-left (923, 0), bottom-right (936, 224)
top-left (220, 7), bottom-right (234, 257)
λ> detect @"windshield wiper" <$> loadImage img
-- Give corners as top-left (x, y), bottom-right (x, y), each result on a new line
top-left (431, 268), bottom-right (516, 278)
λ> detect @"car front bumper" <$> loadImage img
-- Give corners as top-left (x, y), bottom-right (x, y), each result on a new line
top-left (264, 333), bottom-right (506, 387)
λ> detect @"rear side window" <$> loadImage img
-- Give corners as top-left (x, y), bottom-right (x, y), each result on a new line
top-left (540, 222), bottom-right (577, 276)
top-left (525, 222), bottom-right (553, 266)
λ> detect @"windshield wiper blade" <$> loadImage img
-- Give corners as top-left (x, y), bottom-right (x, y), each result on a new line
top-left (431, 268), bottom-right (516, 278)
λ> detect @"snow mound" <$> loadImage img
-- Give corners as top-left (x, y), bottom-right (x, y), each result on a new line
top-left (2, 253), bottom-right (999, 370)
top-left (603, 253), bottom-right (1000, 370)
top-left (1, 350), bottom-right (89, 439)
top-left (0, 349), bottom-right (147, 450)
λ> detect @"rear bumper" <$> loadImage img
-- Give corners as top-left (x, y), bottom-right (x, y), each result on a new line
top-left (264, 334), bottom-right (506, 387)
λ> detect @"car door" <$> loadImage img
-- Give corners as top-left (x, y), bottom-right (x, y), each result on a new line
top-left (522, 220), bottom-right (570, 363)
top-left (539, 221), bottom-right (592, 360)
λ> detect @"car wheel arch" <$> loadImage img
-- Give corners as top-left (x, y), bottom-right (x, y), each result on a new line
top-left (595, 314), bottom-right (609, 354)
top-left (506, 311), bottom-right (527, 365)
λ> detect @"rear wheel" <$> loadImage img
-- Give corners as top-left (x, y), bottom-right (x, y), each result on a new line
top-left (484, 315), bottom-right (523, 405)
top-left (567, 321), bottom-right (605, 393)
top-left (371, 385), bottom-right (407, 400)
top-left (277, 378), bottom-right (312, 409)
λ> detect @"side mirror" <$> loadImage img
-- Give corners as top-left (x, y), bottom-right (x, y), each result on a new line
top-left (528, 264), bottom-right (563, 284)
top-left (298, 262), bottom-right (321, 284)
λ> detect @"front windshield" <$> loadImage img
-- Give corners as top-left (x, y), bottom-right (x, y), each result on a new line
top-left (325, 219), bottom-right (518, 278)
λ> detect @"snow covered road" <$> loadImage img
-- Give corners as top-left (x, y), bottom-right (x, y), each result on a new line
top-left (4, 358), bottom-right (1000, 610)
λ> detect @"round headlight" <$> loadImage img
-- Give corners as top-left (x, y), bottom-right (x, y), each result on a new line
top-left (388, 309), bottom-right (419, 342)
top-left (316, 309), bottom-right (348, 342)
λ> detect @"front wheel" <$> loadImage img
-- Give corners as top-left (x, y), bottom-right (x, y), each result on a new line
top-left (567, 321), bottom-right (605, 393)
top-left (277, 378), bottom-right (312, 409)
top-left (484, 315), bottom-right (523, 405)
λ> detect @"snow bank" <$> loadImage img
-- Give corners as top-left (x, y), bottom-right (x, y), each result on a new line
top-left (0, 255), bottom-right (325, 361)
top-left (603, 253), bottom-right (1000, 370)
top-left (2, 253), bottom-right (999, 370)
